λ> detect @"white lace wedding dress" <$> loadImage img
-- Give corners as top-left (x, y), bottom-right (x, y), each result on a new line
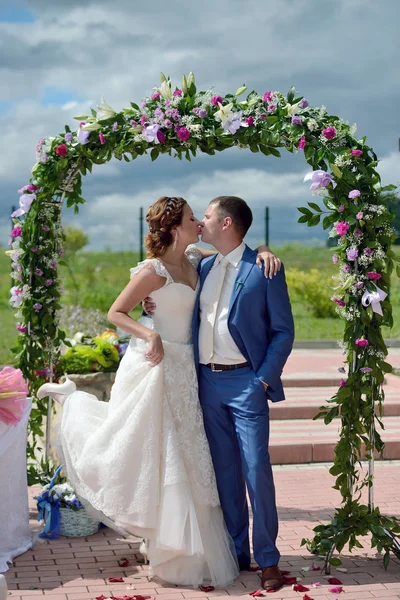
top-left (58, 246), bottom-right (238, 587)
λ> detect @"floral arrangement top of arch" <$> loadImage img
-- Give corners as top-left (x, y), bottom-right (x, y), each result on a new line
top-left (7, 72), bottom-right (400, 564)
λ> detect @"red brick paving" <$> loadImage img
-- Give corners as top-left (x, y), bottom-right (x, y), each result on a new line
top-left (4, 462), bottom-right (400, 600)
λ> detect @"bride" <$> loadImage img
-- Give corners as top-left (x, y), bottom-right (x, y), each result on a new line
top-left (38, 196), bottom-right (280, 587)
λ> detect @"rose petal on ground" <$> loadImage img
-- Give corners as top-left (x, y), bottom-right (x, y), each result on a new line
top-left (311, 582), bottom-right (320, 587)
top-left (249, 590), bottom-right (264, 597)
top-left (327, 577), bottom-right (342, 585)
top-left (108, 577), bottom-right (125, 583)
top-left (328, 586), bottom-right (343, 593)
top-left (282, 575), bottom-right (297, 585)
top-left (303, 595), bottom-right (315, 600)
top-left (118, 558), bottom-right (130, 567)
top-left (292, 583), bottom-right (310, 592)
top-left (199, 585), bottom-right (215, 593)
top-left (311, 562), bottom-right (321, 571)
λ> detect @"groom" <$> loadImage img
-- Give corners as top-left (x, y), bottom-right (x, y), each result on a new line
top-left (193, 196), bottom-right (294, 591)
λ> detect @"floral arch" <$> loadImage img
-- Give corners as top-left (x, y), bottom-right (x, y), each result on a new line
top-left (8, 72), bottom-right (400, 565)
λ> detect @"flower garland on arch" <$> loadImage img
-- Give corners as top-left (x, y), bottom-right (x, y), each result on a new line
top-left (7, 72), bottom-right (400, 562)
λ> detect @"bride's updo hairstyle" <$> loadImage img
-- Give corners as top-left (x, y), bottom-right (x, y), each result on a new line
top-left (145, 196), bottom-right (187, 258)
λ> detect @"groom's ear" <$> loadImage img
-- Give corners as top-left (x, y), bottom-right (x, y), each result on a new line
top-left (222, 216), bottom-right (233, 231)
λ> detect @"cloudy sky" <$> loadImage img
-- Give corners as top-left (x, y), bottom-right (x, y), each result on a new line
top-left (1, 0), bottom-right (399, 251)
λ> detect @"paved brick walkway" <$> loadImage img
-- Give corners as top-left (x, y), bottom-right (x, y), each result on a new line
top-left (4, 462), bottom-right (400, 600)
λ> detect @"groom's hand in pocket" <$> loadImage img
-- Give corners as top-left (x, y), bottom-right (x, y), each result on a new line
top-left (142, 296), bottom-right (156, 316)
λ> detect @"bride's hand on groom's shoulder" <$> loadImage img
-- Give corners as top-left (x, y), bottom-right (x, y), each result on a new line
top-left (256, 246), bottom-right (282, 280)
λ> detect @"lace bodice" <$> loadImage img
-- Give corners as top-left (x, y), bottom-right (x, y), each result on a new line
top-left (130, 245), bottom-right (203, 344)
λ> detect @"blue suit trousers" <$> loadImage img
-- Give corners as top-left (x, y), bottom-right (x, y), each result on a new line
top-left (199, 364), bottom-right (280, 569)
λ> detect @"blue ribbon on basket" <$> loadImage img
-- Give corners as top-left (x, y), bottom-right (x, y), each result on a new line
top-left (36, 465), bottom-right (63, 539)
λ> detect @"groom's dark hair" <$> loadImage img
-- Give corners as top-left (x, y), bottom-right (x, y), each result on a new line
top-left (210, 196), bottom-right (253, 238)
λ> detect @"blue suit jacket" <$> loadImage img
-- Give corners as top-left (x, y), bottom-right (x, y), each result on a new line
top-left (192, 245), bottom-right (295, 402)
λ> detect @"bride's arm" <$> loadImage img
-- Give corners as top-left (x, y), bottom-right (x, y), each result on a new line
top-left (194, 245), bottom-right (282, 278)
top-left (107, 266), bottom-right (165, 366)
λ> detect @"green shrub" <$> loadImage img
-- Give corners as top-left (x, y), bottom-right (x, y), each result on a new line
top-left (286, 267), bottom-right (338, 319)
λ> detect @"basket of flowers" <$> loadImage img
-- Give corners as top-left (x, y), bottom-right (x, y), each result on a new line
top-left (36, 466), bottom-right (100, 538)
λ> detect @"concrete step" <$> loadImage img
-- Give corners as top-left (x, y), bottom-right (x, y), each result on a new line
top-left (269, 416), bottom-right (400, 464)
top-left (271, 385), bottom-right (400, 420)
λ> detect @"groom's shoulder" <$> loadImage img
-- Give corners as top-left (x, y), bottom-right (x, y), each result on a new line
top-left (198, 254), bottom-right (215, 271)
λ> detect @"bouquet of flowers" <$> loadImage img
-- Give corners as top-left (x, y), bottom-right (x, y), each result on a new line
top-left (0, 366), bottom-right (28, 426)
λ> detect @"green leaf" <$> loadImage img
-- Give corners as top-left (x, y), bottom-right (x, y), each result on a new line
top-left (266, 116), bottom-right (278, 124)
top-left (298, 215), bottom-right (310, 224)
top-left (330, 163), bottom-right (343, 179)
top-left (150, 148), bottom-right (159, 162)
top-left (329, 557), bottom-right (342, 567)
top-left (308, 202), bottom-right (322, 212)
top-left (383, 551), bottom-right (390, 570)
top-left (287, 86), bottom-right (296, 103)
top-left (298, 207), bottom-right (312, 216)
top-left (268, 147), bottom-right (281, 157)
top-left (234, 85), bottom-right (247, 96)
top-left (130, 102), bottom-right (140, 110)
top-left (259, 145), bottom-right (271, 156)
top-left (308, 214), bottom-right (321, 227)
top-left (396, 264), bottom-right (400, 279)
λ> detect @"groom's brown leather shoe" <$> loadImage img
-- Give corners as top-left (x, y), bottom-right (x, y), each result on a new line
top-left (261, 565), bottom-right (283, 591)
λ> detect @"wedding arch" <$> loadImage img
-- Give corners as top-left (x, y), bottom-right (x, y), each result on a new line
top-left (8, 72), bottom-right (400, 566)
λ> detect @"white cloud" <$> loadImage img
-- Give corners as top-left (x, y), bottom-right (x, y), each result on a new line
top-left (377, 152), bottom-right (400, 188)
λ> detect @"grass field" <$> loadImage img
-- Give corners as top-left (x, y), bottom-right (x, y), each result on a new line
top-left (1, 243), bottom-right (400, 365)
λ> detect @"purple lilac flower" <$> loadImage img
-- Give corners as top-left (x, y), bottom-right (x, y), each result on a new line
top-left (299, 98), bottom-right (309, 108)
top-left (360, 367), bottom-right (373, 373)
top-left (198, 109), bottom-right (207, 118)
top-left (347, 248), bottom-right (358, 261)
top-left (342, 263), bottom-right (351, 273)
top-left (192, 108), bottom-right (200, 115)
top-left (45, 279), bottom-right (53, 287)
top-left (338, 367), bottom-right (346, 373)
top-left (165, 108), bottom-right (180, 121)
top-left (33, 303), bottom-right (42, 312)
top-left (112, 122), bottom-right (118, 131)
top-left (35, 268), bottom-right (43, 276)
top-left (338, 204), bottom-right (345, 213)
top-left (154, 108), bottom-right (164, 118)
top-left (42, 224), bottom-right (50, 231)
top-left (36, 138), bottom-right (45, 152)
top-left (31, 246), bottom-right (38, 253)
top-left (291, 115), bottom-right (302, 125)
top-left (339, 378), bottom-right (347, 387)
top-left (41, 154), bottom-right (48, 163)
top-left (141, 99), bottom-right (147, 108)
top-left (58, 248), bottom-right (64, 256)
top-left (355, 281), bottom-right (364, 289)
top-left (267, 103), bottom-right (277, 113)
top-left (349, 190), bottom-right (361, 199)
top-left (364, 247), bottom-right (374, 257)
top-left (332, 254), bottom-right (339, 264)
top-left (130, 119), bottom-right (138, 127)
top-left (259, 113), bottom-right (267, 120)
top-left (354, 229), bottom-right (363, 238)
top-left (163, 119), bottom-right (173, 129)
top-left (356, 212), bottom-right (363, 220)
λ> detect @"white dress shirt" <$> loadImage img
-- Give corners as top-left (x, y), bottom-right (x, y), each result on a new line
top-left (199, 242), bottom-right (247, 365)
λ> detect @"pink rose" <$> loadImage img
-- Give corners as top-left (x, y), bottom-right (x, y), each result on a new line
top-left (338, 204), bottom-right (345, 213)
top-left (263, 92), bottom-right (273, 102)
top-left (367, 271), bottom-right (382, 280)
top-left (322, 126), bottom-right (337, 140)
top-left (244, 116), bottom-right (254, 126)
top-left (151, 92), bottom-right (160, 100)
top-left (351, 149), bottom-right (363, 157)
top-left (173, 89), bottom-right (183, 97)
top-left (176, 127), bottom-right (191, 142)
top-left (157, 130), bottom-right (166, 143)
top-left (348, 189), bottom-right (361, 199)
top-left (356, 212), bottom-right (363, 219)
top-left (339, 379), bottom-right (347, 387)
top-left (210, 95), bottom-right (223, 106)
top-left (355, 338), bottom-right (369, 347)
top-left (11, 226), bottom-right (22, 238)
top-left (99, 132), bottom-right (106, 145)
top-left (334, 298), bottom-right (346, 306)
top-left (267, 103), bottom-right (277, 113)
top-left (55, 144), bottom-right (68, 157)
top-left (140, 114), bottom-right (147, 127)
top-left (16, 323), bottom-right (27, 333)
top-left (298, 135), bottom-right (306, 150)
top-left (332, 254), bottom-right (339, 264)
top-left (335, 221), bottom-right (350, 236)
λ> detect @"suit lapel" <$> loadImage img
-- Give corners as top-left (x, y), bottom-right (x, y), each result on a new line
top-left (193, 254), bottom-right (217, 322)
top-left (228, 245), bottom-right (256, 317)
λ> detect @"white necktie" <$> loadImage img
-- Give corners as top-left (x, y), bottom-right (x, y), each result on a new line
top-left (202, 257), bottom-right (230, 363)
